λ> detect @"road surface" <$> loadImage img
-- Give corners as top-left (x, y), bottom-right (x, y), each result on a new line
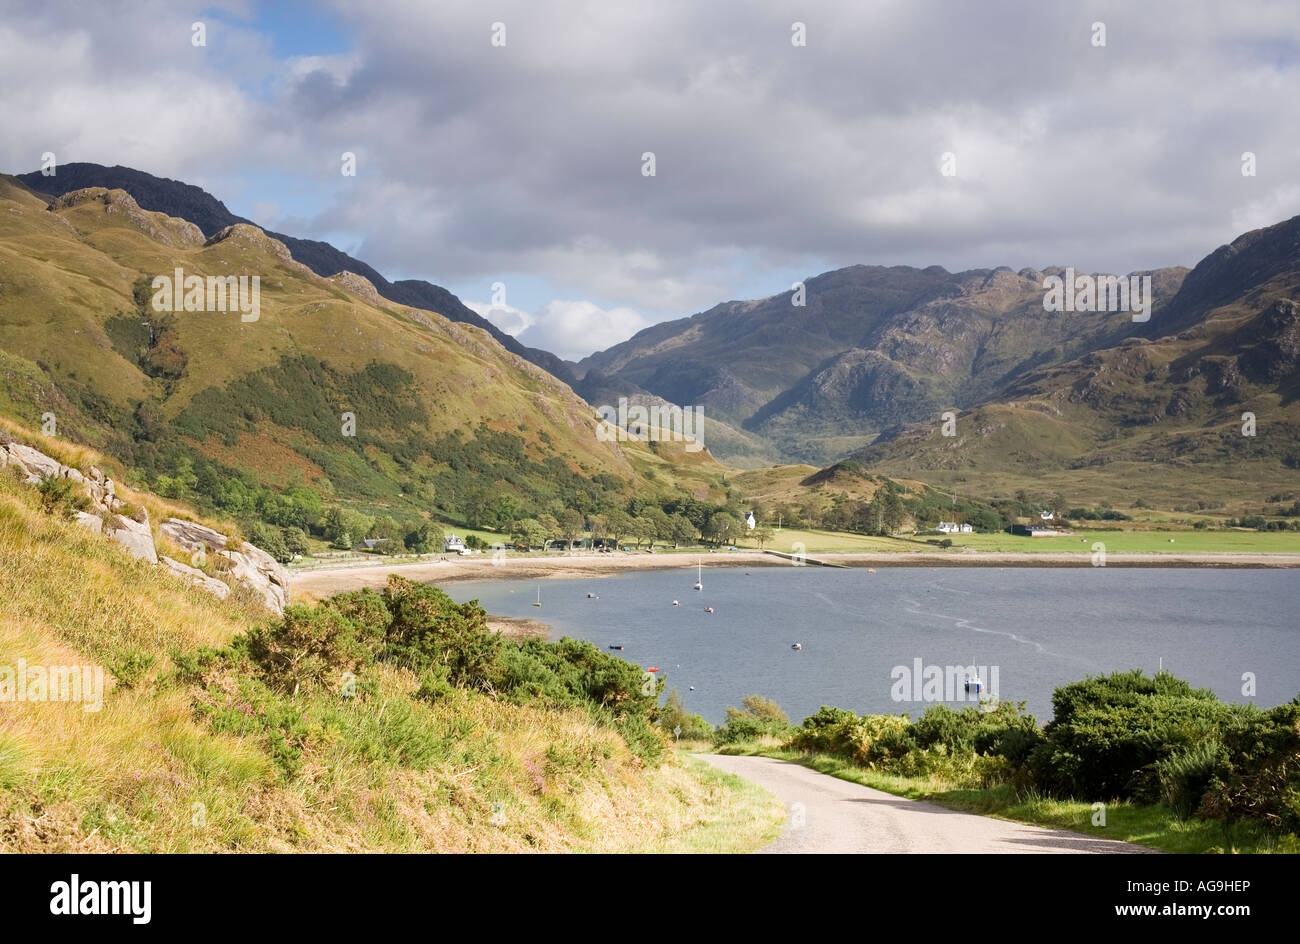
top-left (701, 754), bottom-right (1152, 854)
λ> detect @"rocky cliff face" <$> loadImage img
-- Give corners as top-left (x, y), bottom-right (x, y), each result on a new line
top-left (0, 436), bottom-right (289, 613)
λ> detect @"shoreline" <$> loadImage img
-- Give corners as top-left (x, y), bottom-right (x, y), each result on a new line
top-left (289, 548), bottom-right (1300, 602)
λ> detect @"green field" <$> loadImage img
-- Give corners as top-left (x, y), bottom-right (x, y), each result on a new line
top-left (733, 527), bottom-right (1300, 556)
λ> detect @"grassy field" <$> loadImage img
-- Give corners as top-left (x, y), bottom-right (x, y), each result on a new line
top-left (0, 468), bottom-right (783, 852)
top-left (714, 747), bottom-right (1298, 854)
top-left (940, 529), bottom-right (1300, 554)
top-left (727, 526), bottom-right (1300, 556)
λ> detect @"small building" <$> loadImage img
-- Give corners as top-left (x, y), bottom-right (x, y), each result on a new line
top-left (444, 534), bottom-right (467, 553)
top-left (937, 521), bottom-right (973, 534)
top-left (744, 511), bottom-right (756, 530)
top-left (1010, 524), bottom-right (1069, 537)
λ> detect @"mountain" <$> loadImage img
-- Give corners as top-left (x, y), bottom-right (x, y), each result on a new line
top-left (0, 176), bottom-right (722, 530)
top-left (578, 263), bottom-right (1186, 464)
top-left (14, 163), bottom-right (573, 383)
top-left (846, 215), bottom-right (1300, 509)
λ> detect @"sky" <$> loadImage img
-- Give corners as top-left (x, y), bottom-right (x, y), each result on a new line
top-left (2, 0), bottom-right (1298, 360)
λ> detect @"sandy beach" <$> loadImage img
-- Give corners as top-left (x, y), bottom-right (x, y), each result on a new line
top-left (289, 548), bottom-right (1300, 602)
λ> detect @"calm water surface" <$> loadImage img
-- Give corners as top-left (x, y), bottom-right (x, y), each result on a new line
top-left (444, 565), bottom-right (1300, 725)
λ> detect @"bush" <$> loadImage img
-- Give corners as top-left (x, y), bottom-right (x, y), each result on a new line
top-left (659, 689), bottom-right (713, 740)
top-left (1151, 741), bottom-right (1225, 818)
top-left (36, 474), bottom-right (90, 518)
top-left (1029, 670), bottom-right (1232, 800)
top-left (380, 576), bottom-right (502, 691)
top-left (714, 695), bottom-right (797, 745)
top-left (244, 604), bottom-right (370, 695)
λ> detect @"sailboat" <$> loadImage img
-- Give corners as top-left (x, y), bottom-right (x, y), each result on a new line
top-left (693, 559), bottom-right (702, 591)
top-left (533, 585), bottom-right (541, 607)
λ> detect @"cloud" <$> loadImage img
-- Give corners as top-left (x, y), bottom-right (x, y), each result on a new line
top-left (516, 301), bottom-right (650, 362)
top-left (4, 0), bottom-right (1300, 354)
top-left (464, 300), bottom-right (533, 336)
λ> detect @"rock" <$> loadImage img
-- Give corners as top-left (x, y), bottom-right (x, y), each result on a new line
top-left (160, 517), bottom-right (229, 552)
top-left (160, 556), bottom-right (231, 600)
top-left (219, 543), bottom-right (290, 613)
top-left (5, 442), bottom-right (60, 481)
top-left (73, 511), bottom-right (103, 534)
top-left (108, 513), bottom-right (157, 564)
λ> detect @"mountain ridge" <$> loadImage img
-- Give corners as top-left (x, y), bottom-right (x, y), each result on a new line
top-left (13, 163), bottom-right (575, 383)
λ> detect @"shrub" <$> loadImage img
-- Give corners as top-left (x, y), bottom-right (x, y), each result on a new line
top-left (244, 604), bottom-right (370, 696)
top-left (660, 689), bottom-right (714, 741)
top-left (1151, 740), bottom-right (1226, 818)
top-left (380, 576), bottom-right (502, 691)
top-left (1029, 670), bottom-right (1231, 799)
top-left (713, 695), bottom-right (797, 745)
top-left (36, 474), bottom-right (90, 518)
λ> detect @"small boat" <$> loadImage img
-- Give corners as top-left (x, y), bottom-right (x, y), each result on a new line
top-left (646, 667), bottom-right (660, 673)
top-left (672, 600), bottom-right (680, 606)
top-left (704, 606), bottom-right (714, 613)
top-left (688, 686), bottom-right (695, 691)
top-left (791, 643), bottom-right (802, 651)
top-left (693, 559), bottom-right (702, 590)
top-left (587, 592), bottom-right (597, 598)
top-left (965, 676), bottom-right (984, 695)
top-left (533, 585), bottom-right (541, 607)
top-left (609, 645), bottom-right (624, 651)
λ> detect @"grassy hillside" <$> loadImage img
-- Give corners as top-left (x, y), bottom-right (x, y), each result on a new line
top-left (0, 461), bottom-right (781, 852)
top-left (0, 176), bottom-right (730, 545)
top-left (847, 216), bottom-right (1300, 512)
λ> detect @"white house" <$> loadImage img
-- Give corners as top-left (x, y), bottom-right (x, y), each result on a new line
top-left (937, 521), bottom-right (974, 534)
top-left (444, 534), bottom-right (468, 554)
top-left (744, 511), bottom-right (756, 530)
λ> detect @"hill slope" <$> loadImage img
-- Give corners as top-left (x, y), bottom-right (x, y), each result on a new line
top-left (0, 442), bottom-right (779, 852)
top-left (847, 216), bottom-right (1300, 509)
top-left (579, 264), bottom-right (1185, 464)
top-left (14, 163), bottom-right (573, 382)
top-left (0, 176), bottom-right (724, 532)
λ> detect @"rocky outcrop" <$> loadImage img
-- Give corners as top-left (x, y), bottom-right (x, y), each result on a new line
top-left (1, 438), bottom-right (288, 613)
top-left (159, 518), bottom-right (290, 613)
top-left (160, 555), bottom-right (231, 600)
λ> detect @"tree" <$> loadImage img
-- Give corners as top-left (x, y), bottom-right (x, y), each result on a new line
top-left (536, 513), bottom-right (560, 543)
top-left (510, 517), bottom-right (546, 549)
top-left (606, 509), bottom-right (635, 546)
top-left (559, 509), bottom-right (585, 546)
top-left (669, 514), bottom-right (697, 548)
top-left (752, 526), bottom-right (774, 549)
top-left (633, 515), bottom-right (658, 548)
top-left (282, 526), bottom-right (311, 558)
top-left (705, 512), bottom-right (741, 546)
top-left (404, 521), bottom-right (443, 553)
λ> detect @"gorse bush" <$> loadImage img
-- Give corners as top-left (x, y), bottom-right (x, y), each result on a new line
top-left (224, 575), bottom-right (668, 765)
top-left (751, 670), bottom-right (1299, 835)
top-left (713, 695), bottom-right (798, 745)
